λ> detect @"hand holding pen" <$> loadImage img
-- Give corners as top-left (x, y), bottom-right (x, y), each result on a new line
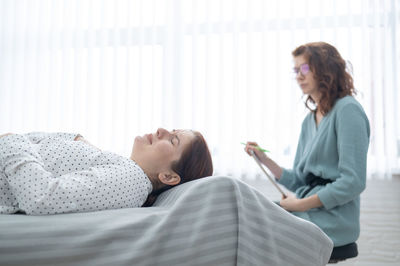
top-left (242, 141), bottom-right (269, 165)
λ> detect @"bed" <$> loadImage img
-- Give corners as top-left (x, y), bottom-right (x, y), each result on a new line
top-left (0, 176), bottom-right (333, 266)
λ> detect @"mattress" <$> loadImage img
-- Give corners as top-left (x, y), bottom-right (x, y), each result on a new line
top-left (0, 176), bottom-right (333, 266)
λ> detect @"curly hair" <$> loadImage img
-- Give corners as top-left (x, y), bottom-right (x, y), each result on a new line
top-left (292, 42), bottom-right (356, 115)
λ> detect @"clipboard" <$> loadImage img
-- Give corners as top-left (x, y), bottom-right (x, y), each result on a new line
top-left (250, 150), bottom-right (287, 198)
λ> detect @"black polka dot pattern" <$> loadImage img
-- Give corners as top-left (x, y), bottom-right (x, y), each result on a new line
top-left (0, 132), bottom-right (152, 215)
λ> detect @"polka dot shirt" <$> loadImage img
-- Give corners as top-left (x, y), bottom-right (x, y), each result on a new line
top-left (0, 132), bottom-right (152, 215)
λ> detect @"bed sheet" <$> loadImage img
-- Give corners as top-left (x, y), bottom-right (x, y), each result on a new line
top-left (0, 176), bottom-right (333, 266)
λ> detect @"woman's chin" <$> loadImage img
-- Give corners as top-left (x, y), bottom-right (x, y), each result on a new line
top-left (301, 88), bottom-right (313, 96)
top-left (134, 135), bottom-right (145, 144)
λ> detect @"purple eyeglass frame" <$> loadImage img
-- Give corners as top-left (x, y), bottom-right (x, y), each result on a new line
top-left (293, 63), bottom-right (310, 76)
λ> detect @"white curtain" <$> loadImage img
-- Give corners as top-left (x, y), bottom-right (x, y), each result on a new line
top-left (0, 0), bottom-right (399, 179)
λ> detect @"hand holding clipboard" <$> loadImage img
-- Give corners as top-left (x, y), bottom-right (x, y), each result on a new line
top-left (243, 142), bottom-right (287, 198)
top-left (250, 150), bottom-right (287, 198)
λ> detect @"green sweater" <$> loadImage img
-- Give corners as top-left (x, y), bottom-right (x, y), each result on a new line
top-left (279, 96), bottom-right (370, 246)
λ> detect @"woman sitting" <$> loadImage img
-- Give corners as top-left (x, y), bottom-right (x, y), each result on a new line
top-left (245, 42), bottom-right (370, 248)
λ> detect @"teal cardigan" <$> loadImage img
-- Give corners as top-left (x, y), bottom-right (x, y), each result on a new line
top-left (278, 96), bottom-right (370, 246)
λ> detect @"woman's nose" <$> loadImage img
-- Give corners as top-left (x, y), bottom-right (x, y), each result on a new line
top-left (296, 73), bottom-right (304, 81)
top-left (156, 128), bottom-right (169, 138)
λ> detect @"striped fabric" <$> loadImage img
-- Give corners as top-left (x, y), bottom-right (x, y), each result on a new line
top-left (0, 176), bottom-right (333, 266)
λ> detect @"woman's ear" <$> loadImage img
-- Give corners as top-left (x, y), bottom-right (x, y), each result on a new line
top-left (158, 172), bottom-right (181, 186)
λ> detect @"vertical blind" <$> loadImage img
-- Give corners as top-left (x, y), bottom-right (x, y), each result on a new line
top-left (0, 0), bottom-right (399, 178)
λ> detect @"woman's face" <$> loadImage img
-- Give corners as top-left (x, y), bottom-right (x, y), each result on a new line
top-left (131, 128), bottom-right (195, 177)
top-left (293, 55), bottom-right (319, 100)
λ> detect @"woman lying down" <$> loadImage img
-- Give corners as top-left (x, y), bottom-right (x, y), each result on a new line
top-left (0, 129), bottom-right (213, 215)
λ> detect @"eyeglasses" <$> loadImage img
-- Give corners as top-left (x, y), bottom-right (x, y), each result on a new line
top-left (293, 63), bottom-right (310, 76)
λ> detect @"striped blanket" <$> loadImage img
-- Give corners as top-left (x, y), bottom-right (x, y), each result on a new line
top-left (0, 176), bottom-right (333, 266)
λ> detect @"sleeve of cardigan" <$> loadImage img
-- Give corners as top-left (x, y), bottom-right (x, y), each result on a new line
top-left (317, 103), bottom-right (370, 210)
top-left (279, 168), bottom-right (306, 192)
top-left (278, 118), bottom-right (308, 191)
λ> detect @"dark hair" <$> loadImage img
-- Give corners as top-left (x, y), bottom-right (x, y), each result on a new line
top-left (292, 42), bottom-right (356, 115)
top-left (142, 131), bottom-right (213, 206)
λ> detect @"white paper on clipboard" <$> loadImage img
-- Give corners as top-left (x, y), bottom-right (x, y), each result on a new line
top-left (250, 150), bottom-right (287, 198)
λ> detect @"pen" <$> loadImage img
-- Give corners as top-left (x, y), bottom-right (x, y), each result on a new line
top-left (241, 142), bottom-right (270, 153)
